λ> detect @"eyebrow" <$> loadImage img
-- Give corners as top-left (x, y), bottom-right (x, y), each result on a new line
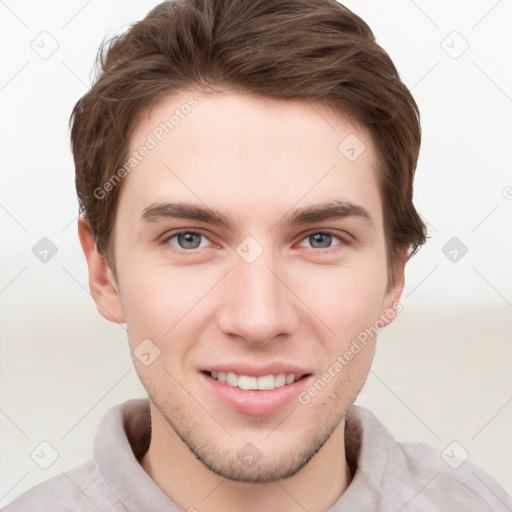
top-left (140, 199), bottom-right (373, 229)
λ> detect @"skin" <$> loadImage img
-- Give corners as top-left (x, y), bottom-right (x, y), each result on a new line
top-left (79, 91), bottom-right (406, 511)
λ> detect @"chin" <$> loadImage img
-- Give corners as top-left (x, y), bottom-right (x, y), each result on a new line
top-left (193, 446), bottom-right (318, 483)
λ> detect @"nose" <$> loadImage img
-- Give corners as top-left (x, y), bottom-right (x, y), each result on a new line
top-left (215, 251), bottom-right (299, 346)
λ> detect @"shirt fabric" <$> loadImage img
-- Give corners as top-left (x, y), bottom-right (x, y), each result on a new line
top-left (3, 398), bottom-right (512, 511)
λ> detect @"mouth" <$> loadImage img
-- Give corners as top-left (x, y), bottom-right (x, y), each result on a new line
top-left (200, 368), bottom-right (312, 416)
top-left (205, 370), bottom-right (307, 391)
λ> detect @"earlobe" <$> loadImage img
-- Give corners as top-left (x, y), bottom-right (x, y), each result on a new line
top-left (77, 217), bottom-right (126, 324)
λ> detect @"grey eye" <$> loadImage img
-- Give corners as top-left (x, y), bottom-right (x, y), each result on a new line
top-left (178, 232), bottom-right (202, 249)
top-left (299, 231), bottom-right (344, 250)
top-left (168, 231), bottom-right (210, 250)
top-left (308, 233), bottom-right (333, 249)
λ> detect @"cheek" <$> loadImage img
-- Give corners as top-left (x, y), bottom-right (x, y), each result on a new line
top-left (117, 259), bottom-right (223, 354)
top-left (296, 259), bottom-right (388, 339)
top-left (117, 265), bottom-right (187, 341)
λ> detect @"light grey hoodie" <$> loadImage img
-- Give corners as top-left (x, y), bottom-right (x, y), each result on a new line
top-left (3, 398), bottom-right (511, 511)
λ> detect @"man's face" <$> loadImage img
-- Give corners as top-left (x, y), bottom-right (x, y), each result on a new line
top-left (107, 92), bottom-right (403, 482)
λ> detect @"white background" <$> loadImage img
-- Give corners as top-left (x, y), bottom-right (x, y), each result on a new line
top-left (0, 0), bottom-right (511, 506)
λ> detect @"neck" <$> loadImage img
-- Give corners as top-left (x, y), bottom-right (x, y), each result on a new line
top-left (140, 403), bottom-right (352, 512)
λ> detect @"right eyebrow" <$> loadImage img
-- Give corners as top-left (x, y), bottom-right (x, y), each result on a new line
top-left (140, 201), bottom-right (234, 229)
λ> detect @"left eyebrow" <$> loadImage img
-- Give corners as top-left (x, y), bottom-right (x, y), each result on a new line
top-left (139, 199), bottom-right (374, 228)
top-left (282, 200), bottom-right (374, 227)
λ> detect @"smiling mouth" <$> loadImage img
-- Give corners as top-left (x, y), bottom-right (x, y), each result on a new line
top-left (205, 371), bottom-right (309, 391)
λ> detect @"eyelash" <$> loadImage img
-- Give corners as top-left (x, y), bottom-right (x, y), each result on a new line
top-left (159, 229), bottom-right (349, 256)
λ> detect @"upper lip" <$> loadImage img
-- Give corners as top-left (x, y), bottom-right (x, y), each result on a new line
top-left (203, 363), bottom-right (312, 379)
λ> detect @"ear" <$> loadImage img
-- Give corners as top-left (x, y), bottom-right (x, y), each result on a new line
top-left (78, 216), bottom-right (126, 324)
top-left (377, 246), bottom-right (408, 328)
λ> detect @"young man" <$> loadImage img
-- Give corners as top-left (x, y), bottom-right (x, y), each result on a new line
top-left (5, 0), bottom-right (511, 510)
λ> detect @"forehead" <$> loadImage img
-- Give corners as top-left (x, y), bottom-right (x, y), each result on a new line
top-left (120, 91), bottom-right (382, 227)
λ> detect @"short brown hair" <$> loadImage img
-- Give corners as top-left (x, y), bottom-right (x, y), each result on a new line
top-left (70, 0), bottom-right (427, 290)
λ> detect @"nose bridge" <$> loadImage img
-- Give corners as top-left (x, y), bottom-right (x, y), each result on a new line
top-left (216, 243), bottom-right (297, 343)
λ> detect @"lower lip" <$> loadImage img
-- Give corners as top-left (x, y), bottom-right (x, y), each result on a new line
top-left (200, 372), bottom-right (312, 416)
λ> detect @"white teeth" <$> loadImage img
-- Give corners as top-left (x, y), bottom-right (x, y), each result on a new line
top-left (210, 371), bottom-right (298, 390)
top-left (257, 375), bottom-right (275, 390)
top-left (226, 372), bottom-right (238, 387)
top-left (238, 375), bottom-right (258, 390)
top-left (274, 373), bottom-right (286, 388)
